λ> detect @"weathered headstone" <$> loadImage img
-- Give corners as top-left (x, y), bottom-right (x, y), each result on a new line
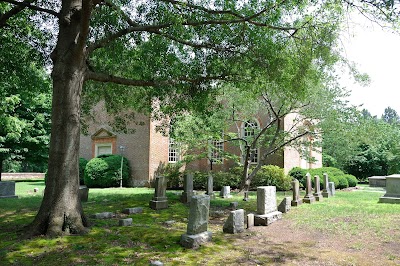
top-left (278, 197), bottom-right (291, 213)
top-left (149, 176), bottom-right (168, 210)
top-left (79, 185), bottom-right (89, 202)
top-left (229, 201), bottom-right (238, 210)
top-left (303, 173), bottom-right (316, 204)
top-left (181, 173), bottom-right (194, 203)
top-left (291, 179), bottom-right (302, 206)
top-left (379, 174), bottom-right (400, 204)
top-left (122, 207), bottom-right (143, 214)
top-left (206, 174), bottom-right (215, 198)
top-left (0, 181), bottom-right (18, 199)
top-left (328, 182), bottom-right (335, 196)
top-left (91, 212), bottom-right (114, 219)
top-left (180, 195), bottom-right (212, 248)
top-left (119, 218), bottom-right (133, 226)
top-left (150, 260), bottom-right (164, 266)
top-left (322, 173), bottom-right (330, 198)
top-left (219, 186), bottom-right (231, 198)
top-left (223, 209), bottom-right (245, 234)
top-left (313, 175), bottom-right (323, 201)
top-left (254, 186), bottom-right (282, 226)
top-left (368, 176), bottom-right (387, 187)
top-left (247, 213), bottom-right (255, 229)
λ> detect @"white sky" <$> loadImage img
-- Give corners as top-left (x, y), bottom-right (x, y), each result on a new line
top-left (339, 14), bottom-right (400, 117)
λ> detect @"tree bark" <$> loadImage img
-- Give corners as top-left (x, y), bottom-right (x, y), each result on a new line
top-left (26, 0), bottom-right (90, 237)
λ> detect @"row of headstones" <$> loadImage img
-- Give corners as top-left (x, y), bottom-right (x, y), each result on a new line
top-left (292, 173), bottom-right (335, 206)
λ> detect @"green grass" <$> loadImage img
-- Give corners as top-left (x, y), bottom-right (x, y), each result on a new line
top-left (0, 182), bottom-right (399, 265)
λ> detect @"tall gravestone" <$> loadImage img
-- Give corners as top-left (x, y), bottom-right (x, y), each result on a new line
top-left (313, 175), bottom-right (323, 201)
top-left (206, 173), bottom-right (215, 199)
top-left (0, 181), bottom-right (18, 199)
top-left (180, 195), bottom-right (212, 248)
top-left (254, 186), bottom-right (282, 226)
top-left (322, 173), bottom-right (330, 198)
top-left (328, 182), bottom-right (335, 196)
top-left (219, 186), bottom-right (231, 198)
top-left (303, 173), bottom-right (315, 204)
top-left (379, 174), bottom-right (400, 204)
top-left (291, 179), bottom-right (302, 206)
top-left (149, 176), bottom-right (168, 210)
top-left (181, 173), bottom-right (194, 204)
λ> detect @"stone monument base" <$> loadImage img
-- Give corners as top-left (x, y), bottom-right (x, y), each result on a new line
top-left (149, 200), bottom-right (168, 210)
top-left (322, 191), bottom-right (330, 198)
top-left (291, 199), bottom-right (303, 206)
top-left (79, 185), bottom-right (89, 202)
top-left (313, 193), bottom-right (323, 201)
top-left (180, 231), bottom-right (212, 248)
top-left (379, 196), bottom-right (400, 204)
top-left (254, 211), bottom-right (282, 226)
top-left (180, 192), bottom-right (194, 204)
top-left (303, 196), bottom-right (316, 204)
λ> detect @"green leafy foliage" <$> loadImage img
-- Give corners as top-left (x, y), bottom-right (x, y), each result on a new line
top-left (344, 174), bottom-right (358, 187)
top-left (79, 158), bottom-right (89, 185)
top-left (251, 165), bottom-right (292, 191)
top-left (84, 155), bottom-right (130, 188)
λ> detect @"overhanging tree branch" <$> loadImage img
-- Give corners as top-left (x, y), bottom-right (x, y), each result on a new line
top-left (1, 0), bottom-right (59, 18)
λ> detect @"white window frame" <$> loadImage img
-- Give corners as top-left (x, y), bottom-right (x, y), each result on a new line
top-left (95, 143), bottom-right (113, 157)
top-left (168, 138), bottom-right (180, 163)
top-left (241, 120), bottom-right (260, 164)
top-left (209, 139), bottom-right (224, 164)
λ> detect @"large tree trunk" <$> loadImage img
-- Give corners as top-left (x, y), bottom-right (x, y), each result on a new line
top-left (27, 0), bottom-right (91, 237)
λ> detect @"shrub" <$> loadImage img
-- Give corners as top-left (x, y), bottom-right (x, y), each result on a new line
top-left (84, 154), bottom-right (130, 188)
top-left (192, 171), bottom-right (208, 190)
top-left (79, 158), bottom-right (88, 185)
top-left (344, 174), bottom-right (357, 187)
top-left (213, 171), bottom-right (242, 190)
top-left (251, 165), bottom-right (291, 191)
top-left (288, 167), bottom-right (308, 187)
top-left (155, 163), bottom-right (183, 189)
top-left (336, 175), bottom-right (349, 189)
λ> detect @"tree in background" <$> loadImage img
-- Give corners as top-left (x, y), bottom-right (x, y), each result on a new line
top-left (0, 3), bottom-right (52, 180)
top-left (1, 0), bottom-right (398, 236)
top-left (381, 106), bottom-right (399, 124)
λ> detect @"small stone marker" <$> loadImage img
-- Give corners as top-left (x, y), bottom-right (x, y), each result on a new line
top-left (291, 179), bottom-right (302, 206)
top-left (223, 209), bottom-right (245, 234)
top-left (150, 260), bottom-right (164, 266)
top-left (247, 213), bottom-right (255, 229)
top-left (119, 218), bottom-right (133, 226)
top-left (254, 186), bottom-right (282, 226)
top-left (303, 173), bottom-right (316, 204)
top-left (243, 191), bottom-right (249, 201)
top-left (278, 197), bottom-right (291, 213)
top-left (181, 173), bottom-right (194, 203)
top-left (322, 173), bottom-right (331, 198)
top-left (91, 212), bottom-right (114, 219)
top-left (122, 207), bottom-right (143, 214)
top-left (229, 202), bottom-right (238, 210)
top-left (328, 182), bottom-right (335, 196)
top-left (313, 175), bottom-right (323, 201)
top-left (149, 176), bottom-right (168, 210)
top-left (0, 181), bottom-right (18, 199)
top-left (79, 185), bottom-right (89, 202)
top-left (219, 186), bottom-right (231, 198)
top-left (180, 195), bottom-right (212, 248)
top-left (206, 174), bottom-right (215, 199)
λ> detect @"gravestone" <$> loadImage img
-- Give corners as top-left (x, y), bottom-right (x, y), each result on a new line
top-left (91, 212), bottom-right (114, 219)
top-left (368, 176), bottom-right (386, 187)
top-left (0, 181), bottom-right (18, 199)
top-left (379, 174), bottom-right (400, 204)
top-left (247, 213), bottom-right (255, 229)
top-left (254, 186), bottom-right (282, 226)
top-left (206, 174), bottom-right (215, 198)
top-left (223, 209), bottom-right (245, 234)
top-left (180, 195), bottom-right (212, 248)
top-left (229, 202), bottom-right (238, 210)
top-left (119, 218), bottom-right (133, 226)
top-left (181, 173), bottom-right (194, 203)
top-left (278, 197), bottom-right (291, 213)
top-left (79, 185), bottom-right (89, 202)
top-left (291, 179), bottom-right (302, 206)
top-left (219, 186), bottom-right (231, 198)
top-left (328, 182), bottom-right (335, 196)
top-left (322, 173), bottom-right (330, 198)
top-left (313, 175), bottom-right (323, 201)
top-left (149, 176), bottom-right (168, 210)
top-left (122, 207), bottom-right (143, 214)
top-left (303, 173), bottom-right (315, 204)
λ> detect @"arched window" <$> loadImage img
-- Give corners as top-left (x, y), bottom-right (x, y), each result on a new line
top-left (241, 120), bottom-right (260, 164)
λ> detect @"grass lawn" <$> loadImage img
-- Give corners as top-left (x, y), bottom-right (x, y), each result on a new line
top-left (0, 181), bottom-right (399, 265)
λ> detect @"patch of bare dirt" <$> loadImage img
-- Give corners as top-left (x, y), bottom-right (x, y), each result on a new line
top-left (231, 218), bottom-right (400, 265)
